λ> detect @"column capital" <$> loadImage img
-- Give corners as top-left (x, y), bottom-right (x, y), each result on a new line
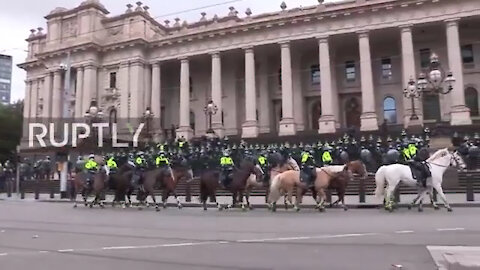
top-left (399, 24), bottom-right (413, 32)
top-left (279, 41), bottom-right (290, 49)
top-left (210, 51), bottom-right (221, 58)
top-left (445, 18), bottom-right (460, 27)
top-left (243, 46), bottom-right (254, 53)
top-left (179, 57), bottom-right (189, 64)
top-left (84, 63), bottom-right (98, 70)
top-left (356, 30), bottom-right (369, 38)
top-left (317, 35), bottom-right (329, 43)
top-left (119, 61), bottom-right (130, 68)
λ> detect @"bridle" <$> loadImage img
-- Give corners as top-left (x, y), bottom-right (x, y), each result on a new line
top-left (429, 151), bottom-right (465, 170)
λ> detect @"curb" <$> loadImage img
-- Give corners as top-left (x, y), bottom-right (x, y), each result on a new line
top-left (26, 199), bottom-right (480, 209)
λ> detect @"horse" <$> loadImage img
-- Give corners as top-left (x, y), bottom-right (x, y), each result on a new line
top-left (72, 169), bottom-right (108, 208)
top-left (199, 158), bottom-right (263, 211)
top-left (310, 160), bottom-right (368, 211)
top-left (374, 148), bottom-right (466, 212)
top-left (107, 161), bottom-right (135, 208)
top-left (267, 160), bottom-right (367, 212)
top-left (139, 160), bottom-right (193, 211)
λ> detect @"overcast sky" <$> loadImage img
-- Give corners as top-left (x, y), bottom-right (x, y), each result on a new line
top-left (0, 0), bottom-right (340, 103)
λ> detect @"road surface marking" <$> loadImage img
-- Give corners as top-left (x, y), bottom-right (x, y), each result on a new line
top-left (0, 253), bottom-right (8, 256)
top-left (102, 246), bottom-right (137, 250)
top-left (436, 228), bottom-right (465, 231)
top-left (38, 251), bottom-right (49, 254)
top-left (57, 249), bottom-right (74, 253)
top-left (395, 230), bottom-right (414, 234)
top-left (237, 233), bottom-right (377, 243)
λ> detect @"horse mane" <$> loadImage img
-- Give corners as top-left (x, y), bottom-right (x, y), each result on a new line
top-left (427, 148), bottom-right (448, 162)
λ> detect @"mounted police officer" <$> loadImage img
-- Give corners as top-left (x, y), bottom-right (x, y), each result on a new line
top-left (132, 151), bottom-right (147, 191)
top-left (105, 154), bottom-right (118, 175)
top-left (84, 154), bottom-right (98, 189)
top-left (219, 149), bottom-right (235, 187)
top-left (404, 139), bottom-right (430, 187)
top-left (300, 145), bottom-right (317, 186)
top-left (257, 150), bottom-right (269, 185)
top-left (322, 143), bottom-right (333, 166)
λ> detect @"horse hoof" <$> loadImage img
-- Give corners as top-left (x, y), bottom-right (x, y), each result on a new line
top-left (89, 204), bottom-right (93, 208)
top-left (418, 207), bottom-right (423, 212)
top-left (434, 206), bottom-right (440, 210)
top-left (295, 207), bottom-right (300, 212)
top-left (73, 204), bottom-right (77, 208)
top-left (178, 204), bottom-right (183, 209)
top-left (100, 204), bottom-right (105, 209)
top-left (203, 207), bottom-right (207, 211)
top-left (155, 207), bottom-right (160, 212)
top-left (447, 207), bottom-right (453, 212)
top-left (407, 205), bottom-right (412, 210)
top-left (318, 207), bottom-right (325, 212)
top-left (343, 207), bottom-right (348, 211)
top-left (249, 206), bottom-right (254, 210)
top-left (138, 207), bottom-right (143, 211)
top-left (163, 204), bottom-right (167, 209)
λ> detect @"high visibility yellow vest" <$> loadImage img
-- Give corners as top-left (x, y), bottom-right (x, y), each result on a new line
top-left (220, 157), bottom-right (233, 165)
top-left (408, 144), bottom-right (417, 156)
top-left (301, 152), bottom-right (310, 163)
top-left (258, 156), bottom-right (267, 166)
top-left (403, 148), bottom-right (411, 160)
top-left (85, 160), bottom-right (98, 170)
top-left (107, 158), bottom-right (117, 169)
top-left (156, 156), bottom-right (169, 166)
top-left (322, 152), bottom-right (332, 163)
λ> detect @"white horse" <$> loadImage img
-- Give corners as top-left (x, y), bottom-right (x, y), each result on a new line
top-left (374, 148), bottom-right (466, 212)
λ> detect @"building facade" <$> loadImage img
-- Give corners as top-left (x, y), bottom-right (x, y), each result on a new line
top-left (19, 0), bottom-right (480, 142)
top-left (0, 54), bottom-right (12, 105)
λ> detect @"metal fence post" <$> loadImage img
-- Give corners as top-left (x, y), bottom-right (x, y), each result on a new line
top-left (50, 181), bottom-right (55, 199)
top-left (359, 176), bottom-right (366, 203)
top-left (466, 173), bottom-right (474, 202)
top-left (20, 181), bottom-right (25, 199)
top-left (35, 179), bottom-right (40, 200)
top-left (185, 181), bottom-right (191, 202)
top-left (7, 180), bottom-right (12, 197)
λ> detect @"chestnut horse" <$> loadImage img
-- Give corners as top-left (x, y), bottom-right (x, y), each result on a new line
top-left (72, 169), bottom-right (108, 208)
top-left (138, 163), bottom-right (193, 211)
top-left (268, 160), bottom-right (367, 212)
top-left (199, 159), bottom-right (263, 211)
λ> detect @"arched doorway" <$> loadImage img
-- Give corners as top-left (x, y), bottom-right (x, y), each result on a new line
top-left (345, 97), bottom-right (361, 128)
top-left (466, 87), bottom-right (479, 116)
top-left (311, 100), bottom-right (321, 130)
top-left (422, 93), bottom-right (441, 121)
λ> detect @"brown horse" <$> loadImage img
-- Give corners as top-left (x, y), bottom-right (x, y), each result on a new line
top-left (199, 159), bottom-right (263, 211)
top-left (313, 160), bottom-right (368, 210)
top-left (72, 169), bottom-right (108, 208)
top-left (268, 160), bottom-right (367, 212)
top-left (139, 164), bottom-right (193, 211)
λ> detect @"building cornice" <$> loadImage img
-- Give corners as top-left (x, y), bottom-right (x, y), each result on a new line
top-left (45, 1), bottom-right (109, 20)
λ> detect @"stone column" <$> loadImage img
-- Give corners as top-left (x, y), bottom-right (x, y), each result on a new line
top-left (74, 67), bottom-right (84, 119)
top-left (258, 55), bottom-right (270, 133)
top-left (317, 36), bottom-right (336, 134)
top-left (279, 42), bottom-right (296, 136)
top-left (176, 58), bottom-right (193, 139)
top-left (129, 61), bottom-right (144, 119)
top-left (211, 52), bottom-right (225, 137)
top-left (51, 70), bottom-right (62, 119)
top-left (23, 80), bottom-right (31, 119)
top-left (151, 62), bottom-right (162, 139)
top-left (43, 73), bottom-right (52, 119)
top-left (82, 65), bottom-right (97, 114)
top-left (446, 19), bottom-right (472, 125)
top-left (30, 79), bottom-right (39, 119)
top-left (119, 62), bottom-right (130, 119)
top-left (358, 31), bottom-right (379, 131)
top-left (242, 47), bottom-right (259, 138)
top-left (400, 25), bottom-right (423, 127)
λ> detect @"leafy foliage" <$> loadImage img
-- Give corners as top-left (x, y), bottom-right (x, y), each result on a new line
top-left (0, 101), bottom-right (23, 163)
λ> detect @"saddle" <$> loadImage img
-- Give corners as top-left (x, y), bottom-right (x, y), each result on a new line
top-left (408, 162), bottom-right (431, 185)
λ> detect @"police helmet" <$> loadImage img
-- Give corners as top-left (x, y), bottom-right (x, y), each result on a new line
top-left (88, 154), bottom-right (95, 159)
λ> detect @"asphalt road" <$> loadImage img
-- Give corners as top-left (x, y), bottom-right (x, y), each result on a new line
top-left (1, 201), bottom-right (479, 270)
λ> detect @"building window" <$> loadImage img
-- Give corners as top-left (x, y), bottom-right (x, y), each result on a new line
top-left (221, 110), bottom-right (224, 125)
top-left (278, 68), bottom-right (282, 87)
top-left (461, 44), bottom-right (474, 64)
top-left (383, 97), bottom-right (397, 124)
top-left (190, 111), bottom-right (195, 133)
top-left (109, 72), bottom-right (117, 89)
top-left (311, 64), bottom-right (320, 85)
top-left (423, 93), bottom-right (441, 121)
top-left (256, 110), bottom-right (259, 121)
top-left (345, 61), bottom-right (356, 81)
top-left (381, 58), bottom-right (392, 79)
top-left (466, 87), bottom-right (479, 116)
top-left (420, 48), bottom-right (431, 69)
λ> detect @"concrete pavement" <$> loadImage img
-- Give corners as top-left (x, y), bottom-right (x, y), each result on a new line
top-left (1, 200), bottom-right (480, 269)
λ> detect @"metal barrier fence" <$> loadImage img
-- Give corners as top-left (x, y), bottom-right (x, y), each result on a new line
top-left (2, 170), bottom-right (480, 203)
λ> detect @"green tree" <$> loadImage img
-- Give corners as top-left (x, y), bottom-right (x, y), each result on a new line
top-left (0, 101), bottom-right (23, 163)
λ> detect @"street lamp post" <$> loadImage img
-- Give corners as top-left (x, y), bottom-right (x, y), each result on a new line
top-left (204, 100), bottom-right (218, 135)
top-left (143, 107), bottom-right (154, 143)
top-left (404, 53), bottom-right (456, 121)
top-left (84, 100), bottom-right (104, 137)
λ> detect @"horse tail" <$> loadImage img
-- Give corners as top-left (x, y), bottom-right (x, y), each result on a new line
top-left (268, 173), bottom-right (282, 204)
top-left (374, 166), bottom-right (386, 198)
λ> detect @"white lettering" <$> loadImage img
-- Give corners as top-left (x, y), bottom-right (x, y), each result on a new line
top-left (92, 123), bottom-right (109, 147)
top-left (112, 124), bottom-right (128, 148)
top-left (132, 123), bottom-right (145, 148)
top-left (29, 123), bottom-right (47, 148)
top-left (71, 123), bottom-right (90, 147)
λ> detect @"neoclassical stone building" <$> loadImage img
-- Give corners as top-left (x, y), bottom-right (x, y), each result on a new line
top-left (19, 0), bottom-right (480, 142)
